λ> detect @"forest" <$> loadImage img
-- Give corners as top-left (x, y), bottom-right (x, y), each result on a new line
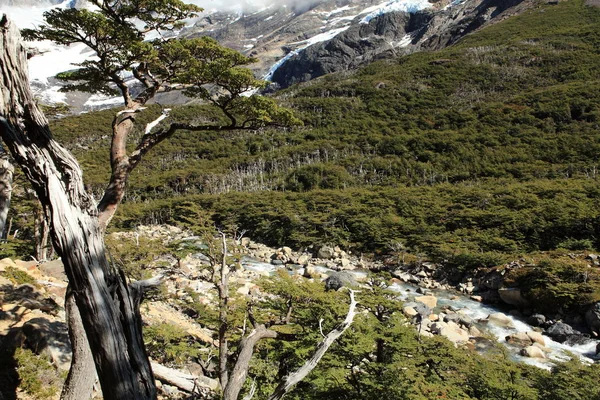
top-left (2, 0), bottom-right (600, 398)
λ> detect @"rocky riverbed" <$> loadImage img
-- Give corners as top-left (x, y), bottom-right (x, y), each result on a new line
top-left (2, 224), bottom-right (599, 398)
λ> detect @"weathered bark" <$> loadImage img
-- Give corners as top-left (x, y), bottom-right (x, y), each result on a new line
top-left (151, 362), bottom-right (220, 393)
top-left (0, 16), bottom-right (156, 400)
top-left (61, 290), bottom-right (96, 400)
top-left (268, 290), bottom-right (359, 400)
top-left (0, 149), bottom-right (13, 237)
top-left (34, 202), bottom-right (51, 261)
top-left (223, 325), bottom-right (278, 400)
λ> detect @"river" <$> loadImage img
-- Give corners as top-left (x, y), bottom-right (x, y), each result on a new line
top-left (241, 257), bottom-right (599, 369)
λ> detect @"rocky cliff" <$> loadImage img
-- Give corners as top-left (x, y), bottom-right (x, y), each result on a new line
top-left (270, 0), bottom-right (532, 88)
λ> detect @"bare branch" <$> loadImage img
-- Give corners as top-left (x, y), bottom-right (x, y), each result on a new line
top-left (267, 289), bottom-right (359, 400)
top-left (242, 378), bottom-right (257, 400)
top-left (144, 108), bottom-right (170, 134)
top-left (318, 318), bottom-right (325, 338)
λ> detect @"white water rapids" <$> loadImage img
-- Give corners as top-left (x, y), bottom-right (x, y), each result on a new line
top-left (241, 257), bottom-right (599, 369)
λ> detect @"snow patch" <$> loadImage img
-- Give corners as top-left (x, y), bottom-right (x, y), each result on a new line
top-left (264, 25), bottom-right (351, 81)
top-left (37, 86), bottom-right (67, 105)
top-left (444, 0), bottom-right (468, 10)
top-left (84, 94), bottom-right (123, 109)
top-left (360, 0), bottom-right (432, 24)
top-left (28, 42), bottom-right (94, 85)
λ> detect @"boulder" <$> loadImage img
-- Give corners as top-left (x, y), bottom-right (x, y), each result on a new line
top-left (404, 302), bottom-right (432, 319)
top-left (545, 322), bottom-right (576, 343)
top-left (526, 331), bottom-right (546, 346)
top-left (415, 295), bottom-right (438, 309)
top-left (22, 318), bottom-right (72, 371)
top-left (498, 288), bottom-right (530, 307)
top-left (520, 346), bottom-right (546, 359)
top-left (506, 332), bottom-right (531, 347)
top-left (303, 265), bottom-right (319, 279)
top-left (585, 302), bottom-right (600, 332)
top-left (458, 315), bottom-right (475, 329)
top-left (316, 245), bottom-right (335, 260)
top-left (324, 271), bottom-right (356, 291)
top-left (416, 287), bottom-right (429, 295)
top-left (403, 306), bottom-right (418, 318)
top-left (469, 326), bottom-right (482, 337)
top-left (438, 321), bottom-right (470, 344)
top-left (430, 321), bottom-right (447, 335)
top-left (528, 313), bottom-right (547, 327)
top-left (281, 246), bottom-right (293, 257)
top-left (444, 313), bottom-right (460, 324)
top-left (487, 312), bottom-right (514, 327)
top-left (340, 258), bottom-right (352, 270)
top-left (39, 258), bottom-right (67, 281)
top-left (296, 254), bottom-right (310, 266)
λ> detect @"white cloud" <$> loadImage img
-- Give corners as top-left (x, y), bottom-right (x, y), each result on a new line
top-left (187, 0), bottom-right (324, 13)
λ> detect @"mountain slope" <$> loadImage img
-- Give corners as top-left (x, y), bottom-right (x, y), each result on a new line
top-left (2, 0), bottom-right (536, 111)
top-left (36, 0), bottom-right (600, 253)
top-left (269, 0), bottom-right (533, 88)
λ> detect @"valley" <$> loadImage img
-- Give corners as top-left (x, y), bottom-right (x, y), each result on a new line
top-left (1, 0), bottom-right (600, 398)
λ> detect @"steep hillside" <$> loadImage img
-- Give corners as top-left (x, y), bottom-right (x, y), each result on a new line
top-left (5, 0), bottom-right (600, 307)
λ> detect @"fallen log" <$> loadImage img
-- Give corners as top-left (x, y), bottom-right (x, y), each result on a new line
top-left (151, 362), bottom-right (220, 393)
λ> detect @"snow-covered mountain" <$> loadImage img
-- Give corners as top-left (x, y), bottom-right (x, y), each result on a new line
top-left (0, 0), bottom-right (532, 112)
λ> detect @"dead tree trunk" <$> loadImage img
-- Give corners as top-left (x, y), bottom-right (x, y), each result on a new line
top-left (0, 16), bottom-right (156, 400)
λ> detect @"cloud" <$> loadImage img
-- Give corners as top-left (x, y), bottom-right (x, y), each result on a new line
top-left (187, 0), bottom-right (324, 13)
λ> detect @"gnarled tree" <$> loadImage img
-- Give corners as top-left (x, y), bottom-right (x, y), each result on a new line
top-left (0, 0), bottom-right (298, 398)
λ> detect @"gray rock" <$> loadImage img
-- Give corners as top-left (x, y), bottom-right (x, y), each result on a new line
top-left (271, 0), bottom-right (527, 89)
top-left (404, 301), bottom-right (431, 319)
top-left (528, 313), bottom-right (546, 327)
top-left (22, 318), bottom-right (72, 371)
top-left (324, 271), bottom-right (356, 291)
top-left (585, 302), bottom-right (600, 332)
top-left (498, 288), bottom-right (530, 307)
top-left (444, 313), bottom-right (460, 324)
top-left (317, 245), bottom-right (335, 259)
top-left (545, 322), bottom-right (576, 343)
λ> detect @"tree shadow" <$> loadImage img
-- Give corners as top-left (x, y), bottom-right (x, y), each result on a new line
top-left (0, 312), bottom-right (22, 400)
top-left (0, 283), bottom-right (70, 399)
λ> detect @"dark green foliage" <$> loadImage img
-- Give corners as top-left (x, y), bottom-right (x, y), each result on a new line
top-left (506, 255), bottom-right (600, 311)
top-left (536, 357), bottom-right (600, 400)
top-left (143, 323), bottom-right (200, 366)
top-left (14, 348), bottom-right (62, 399)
